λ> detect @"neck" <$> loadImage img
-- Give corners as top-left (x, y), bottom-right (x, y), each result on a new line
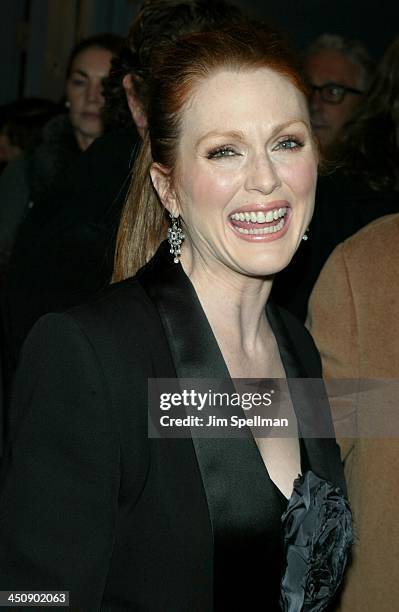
top-left (75, 131), bottom-right (95, 151)
top-left (180, 245), bottom-right (273, 354)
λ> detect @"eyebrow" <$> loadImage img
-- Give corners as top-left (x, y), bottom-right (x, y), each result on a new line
top-left (196, 130), bottom-right (245, 148)
top-left (71, 69), bottom-right (89, 78)
top-left (195, 120), bottom-right (310, 148)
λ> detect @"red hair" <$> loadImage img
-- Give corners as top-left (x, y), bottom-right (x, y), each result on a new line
top-left (113, 22), bottom-right (309, 281)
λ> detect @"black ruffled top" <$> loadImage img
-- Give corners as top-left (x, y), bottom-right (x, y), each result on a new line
top-left (280, 470), bottom-right (353, 612)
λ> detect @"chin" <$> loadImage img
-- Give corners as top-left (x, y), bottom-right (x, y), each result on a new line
top-left (233, 252), bottom-right (294, 278)
top-left (231, 237), bottom-right (301, 277)
top-left (78, 122), bottom-right (102, 137)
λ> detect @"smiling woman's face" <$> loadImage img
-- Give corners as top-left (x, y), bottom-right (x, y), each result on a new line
top-left (153, 67), bottom-right (317, 279)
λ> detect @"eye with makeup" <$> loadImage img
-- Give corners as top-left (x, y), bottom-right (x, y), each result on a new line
top-left (206, 145), bottom-right (241, 160)
top-left (273, 135), bottom-right (305, 152)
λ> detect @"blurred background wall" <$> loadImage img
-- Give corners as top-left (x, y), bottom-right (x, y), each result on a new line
top-left (0, 0), bottom-right (139, 105)
top-left (1, 0), bottom-right (398, 105)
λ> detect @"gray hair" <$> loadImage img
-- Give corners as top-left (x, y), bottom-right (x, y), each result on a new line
top-left (306, 33), bottom-right (375, 91)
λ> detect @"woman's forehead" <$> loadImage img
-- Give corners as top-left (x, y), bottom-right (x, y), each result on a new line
top-left (179, 68), bottom-right (309, 141)
top-left (70, 47), bottom-right (112, 74)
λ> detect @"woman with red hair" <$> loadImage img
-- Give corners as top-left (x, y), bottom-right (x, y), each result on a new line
top-left (0, 22), bottom-right (351, 611)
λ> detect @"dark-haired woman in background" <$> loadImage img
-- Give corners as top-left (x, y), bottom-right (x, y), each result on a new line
top-left (64, 34), bottom-right (122, 152)
top-left (0, 33), bottom-right (121, 271)
top-left (0, 22), bottom-right (352, 611)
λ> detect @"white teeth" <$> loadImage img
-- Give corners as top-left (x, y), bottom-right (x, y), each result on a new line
top-left (230, 207), bottom-right (287, 223)
top-left (235, 217), bottom-right (285, 235)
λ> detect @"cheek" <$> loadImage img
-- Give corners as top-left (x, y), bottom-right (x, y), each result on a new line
top-left (342, 97), bottom-right (360, 117)
top-left (179, 163), bottom-right (240, 215)
top-left (66, 86), bottom-right (84, 113)
top-left (327, 103), bottom-right (353, 127)
top-left (280, 158), bottom-right (317, 200)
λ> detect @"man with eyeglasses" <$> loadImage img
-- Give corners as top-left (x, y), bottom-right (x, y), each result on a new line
top-left (305, 34), bottom-right (375, 153)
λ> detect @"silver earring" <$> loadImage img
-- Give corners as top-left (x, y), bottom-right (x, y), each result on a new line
top-left (302, 228), bottom-right (309, 241)
top-left (65, 100), bottom-right (71, 109)
top-left (168, 214), bottom-right (184, 263)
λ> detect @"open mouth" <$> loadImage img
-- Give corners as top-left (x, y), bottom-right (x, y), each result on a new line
top-left (229, 206), bottom-right (290, 239)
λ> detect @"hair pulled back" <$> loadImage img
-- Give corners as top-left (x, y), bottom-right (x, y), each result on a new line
top-left (102, 0), bottom-right (244, 130)
top-left (113, 22), bottom-right (308, 281)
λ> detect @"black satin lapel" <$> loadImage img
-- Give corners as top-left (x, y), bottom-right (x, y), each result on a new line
top-left (266, 301), bottom-right (308, 378)
top-left (138, 242), bottom-right (229, 380)
top-left (266, 302), bottom-right (344, 489)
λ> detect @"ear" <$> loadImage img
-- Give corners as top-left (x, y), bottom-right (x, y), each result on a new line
top-left (122, 74), bottom-right (147, 138)
top-left (150, 162), bottom-right (180, 216)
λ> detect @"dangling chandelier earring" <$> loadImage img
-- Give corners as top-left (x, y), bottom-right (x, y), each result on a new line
top-left (302, 228), bottom-right (309, 241)
top-left (168, 213), bottom-right (185, 263)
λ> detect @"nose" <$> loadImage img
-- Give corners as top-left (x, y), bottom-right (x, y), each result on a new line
top-left (244, 152), bottom-right (281, 195)
top-left (86, 80), bottom-right (103, 105)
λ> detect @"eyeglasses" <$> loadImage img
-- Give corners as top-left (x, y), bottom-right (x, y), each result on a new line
top-left (310, 82), bottom-right (364, 105)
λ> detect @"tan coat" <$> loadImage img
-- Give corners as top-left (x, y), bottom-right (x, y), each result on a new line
top-left (307, 214), bottom-right (399, 612)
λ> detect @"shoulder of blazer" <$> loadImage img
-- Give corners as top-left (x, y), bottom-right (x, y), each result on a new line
top-left (13, 279), bottom-right (166, 502)
top-left (63, 276), bottom-right (168, 361)
top-left (61, 275), bottom-right (175, 383)
top-left (63, 278), bottom-right (176, 500)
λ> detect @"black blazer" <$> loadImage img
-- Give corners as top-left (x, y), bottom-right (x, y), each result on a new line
top-left (0, 243), bottom-right (345, 611)
top-left (1, 127), bottom-right (139, 392)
